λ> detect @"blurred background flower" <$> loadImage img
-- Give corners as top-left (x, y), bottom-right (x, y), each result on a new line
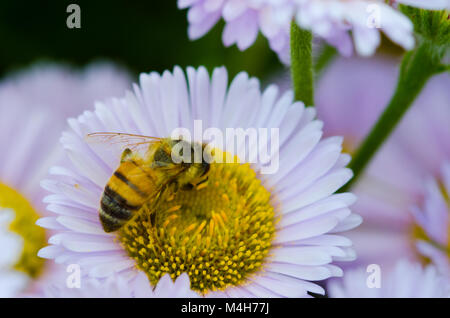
top-left (177, 0), bottom-right (448, 62)
top-left (328, 260), bottom-right (449, 298)
top-left (412, 163), bottom-right (450, 279)
top-left (295, 0), bottom-right (449, 56)
top-left (315, 54), bottom-right (450, 279)
top-left (0, 62), bottom-right (131, 297)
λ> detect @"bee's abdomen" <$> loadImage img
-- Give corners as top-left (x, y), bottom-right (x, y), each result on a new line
top-left (99, 162), bottom-right (155, 232)
top-left (99, 186), bottom-right (141, 232)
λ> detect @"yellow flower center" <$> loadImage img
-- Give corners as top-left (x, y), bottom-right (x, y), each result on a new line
top-left (118, 158), bottom-right (277, 294)
top-left (0, 183), bottom-right (46, 278)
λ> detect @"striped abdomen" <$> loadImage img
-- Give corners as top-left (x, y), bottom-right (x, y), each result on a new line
top-left (99, 161), bottom-right (156, 232)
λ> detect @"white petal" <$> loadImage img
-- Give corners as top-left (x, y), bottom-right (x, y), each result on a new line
top-left (275, 216), bottom-right (340, 243)
top-left (282, 169), bottom-right (353, 213)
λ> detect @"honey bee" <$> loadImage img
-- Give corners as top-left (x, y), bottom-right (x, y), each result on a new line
top-left (86, 133), bottom-right (211, 233)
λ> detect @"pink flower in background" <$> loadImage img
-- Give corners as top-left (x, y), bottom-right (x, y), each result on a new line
top-left (315, 55), bottom-right (450, 273)
top-left (412, 163), bottom-right (450, 279)
top-left (0, 63), bottom-right (132, 210)
top-left (295, 0), bottom-right (449, 57)
top-left (178, 0), bottom-right (449, 63)
top-left (316, 56), bottom-right (398, 153)
top-left (0, 62), bottom-right (131, 297)
top-left (328, 260), bottom-right (449, 298)
top-left (178, 0), bottom-right (294, 63)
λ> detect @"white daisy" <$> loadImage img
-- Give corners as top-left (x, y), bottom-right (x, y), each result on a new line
top-left (38, 65), bottom-right (360, 297)
top-left (328, 260), bottom-right (450, 298)
top-left (0, 62), bottom-right (131, 297)
top-left (178, 0), bottom-right (294, 63)
top-left (42, 272), bottom-right (199, 298)
top-left (178, 0), bottom-right (448, 62)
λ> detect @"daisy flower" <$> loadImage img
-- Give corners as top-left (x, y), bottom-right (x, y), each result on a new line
top-left (315, 55), bottom-right (450, 271)
top-left (328, 260), bottom-right (450, 298)
top-left (0, 62), bottom-right (131, 297)
top-left (295, 0), bottom-right (449, 57)
top-left (177, 0), bottom-right (448, 62)
top-left (38, 65), bottom-right (360, 297)
top-left (42, 272), bottom-right (198, 298)
top-left (178, 0), bottom-right (294, 63)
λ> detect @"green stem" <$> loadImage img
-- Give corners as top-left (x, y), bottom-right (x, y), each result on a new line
top-left (341, 42), bottom-right (447, 191)
top-left (290, 21), bottom-right (314, 106)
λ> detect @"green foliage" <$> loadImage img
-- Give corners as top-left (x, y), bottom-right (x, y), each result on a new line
top-left (400, 6), bottom-right (450, 50)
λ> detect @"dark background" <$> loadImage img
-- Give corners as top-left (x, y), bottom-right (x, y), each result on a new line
top-left (0, 1), bottom-right (282, 79)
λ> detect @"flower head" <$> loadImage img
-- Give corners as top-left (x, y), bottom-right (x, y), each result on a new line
top-left (178, 0), bottom-right (294, 63)
top-left (295, 0), bottom-right (449, 57)
top-left (328, 260), bottom-right (450, 298)
top-left (178, 0), bottom-right (449, 62)
top-left (38, 65), bottom-right (360, 297)
top-left (0, 63), bottom-right (131, 297)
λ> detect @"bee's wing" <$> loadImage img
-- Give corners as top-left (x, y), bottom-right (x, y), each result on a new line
top-left (85, 132), bottom-right (163, 155)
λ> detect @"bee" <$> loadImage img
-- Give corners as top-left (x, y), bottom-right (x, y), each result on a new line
top-left (86, 133), bottom-right (211, 233)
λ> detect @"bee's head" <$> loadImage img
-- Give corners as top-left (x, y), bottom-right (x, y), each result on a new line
top-left (152, 139), bottom-right (211, 183)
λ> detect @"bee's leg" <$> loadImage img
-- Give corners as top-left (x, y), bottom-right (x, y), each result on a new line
top-left (158, 181), bottom-right (176, 196)
top-left (184, 176), bottom-right (209, 191)
top-left (121, 148), bottom-right (133, 163)
top-left (195, 176), bottom-right (209, 186)
top-left (169, 180), bottom-right (182, 192)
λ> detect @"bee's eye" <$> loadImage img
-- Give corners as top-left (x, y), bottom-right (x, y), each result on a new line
top-left (154, 148), bottom-right (172, 164)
